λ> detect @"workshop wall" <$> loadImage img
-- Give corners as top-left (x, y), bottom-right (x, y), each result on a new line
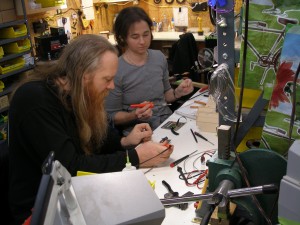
top-left (22, 0), bottom-right (242, 52)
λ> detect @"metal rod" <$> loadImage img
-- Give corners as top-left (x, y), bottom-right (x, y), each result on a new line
top-left (160, 184), bottom-right (277, 206)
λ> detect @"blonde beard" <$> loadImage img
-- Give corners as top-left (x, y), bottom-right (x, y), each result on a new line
top-left (85, 84), bottom-right (109, 151)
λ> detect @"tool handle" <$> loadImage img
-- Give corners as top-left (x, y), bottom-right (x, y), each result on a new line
top-left (194, 100), bottom-right (206, 105)
top-left (262, 184), bottom-right (278, 194)
top-left (130, 102), bottom-right (154, 108)
top-left (162, 180), bottom-right (175, 194)
top-left (199, 85), bottom-right (208, 93)
top-left (170, 155), bottom-right (189, 168)
top-left (194, 131), bottom-right (208, 141)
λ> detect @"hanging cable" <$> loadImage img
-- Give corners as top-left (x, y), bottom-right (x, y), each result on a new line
top-left (286, 62), bottom-right (300, 155)
top-left (232, 1), bottom-right (273, 224)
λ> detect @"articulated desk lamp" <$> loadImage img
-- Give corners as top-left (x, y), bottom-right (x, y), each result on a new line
top-left (30, 152), bottom-right (165, 225)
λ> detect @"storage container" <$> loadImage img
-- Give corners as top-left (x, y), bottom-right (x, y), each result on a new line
top-left (0, 80), bottom-right (4, 92)
top-left (0, 57), bottom-right (25, 74)
top-left (0, 24), bottom-right (27, 38)
top-left (3, 38), bottom-right (30, 54)
top-left (35, 0), bottom-right (66, 8)
top-left (0, 46), bottom-right (4, 58)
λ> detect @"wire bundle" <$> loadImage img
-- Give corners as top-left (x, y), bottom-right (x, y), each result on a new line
top-left (178, 149), bottom-right (216, 189)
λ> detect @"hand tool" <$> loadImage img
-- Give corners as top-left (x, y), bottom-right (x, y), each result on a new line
top-left (194, 100), bottom-right (206, 105)
top-left (162, 180), bottom-right (179, 199)
top-left (160, 136), bottom-right (171, 143)
top-left (194, 131), bottom-right (214, 145)
top-left (170, 150), bottom-right (197, 168)
top-left (190, 129), bottom-right (198, 143)
top-left (130, 102), bottom-right (171, 108)
top-left (162, 180), bottom-right (191, 210)
top-left (189, 86), bottom-right (209, 100)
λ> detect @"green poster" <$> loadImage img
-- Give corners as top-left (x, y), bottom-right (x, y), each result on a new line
top-left (238, 1), bottom-right (300, 93)
top-left (260, 25), bottom-right (300, 155)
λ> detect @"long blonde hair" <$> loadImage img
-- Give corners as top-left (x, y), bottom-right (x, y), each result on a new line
top-left (13, 35), bottom-right (118, 154)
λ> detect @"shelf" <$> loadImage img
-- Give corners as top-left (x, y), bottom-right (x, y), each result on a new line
top-left (15, 0), bottom-right (67, 15)
top-left (0, 19), bottom-right (27, 29)
top-left (0, 0), bottom-right (34, 117)
top-left (0, 34), bottom-right (31, 46)
top-left (0, 49), bottom-right (32, 63)
top-left (0, 86), bottom-right (14, 97)
top-left (0, 64), bottom-right (34, 79)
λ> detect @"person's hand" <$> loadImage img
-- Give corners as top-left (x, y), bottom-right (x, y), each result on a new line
top-left (175, 79), bottom-right (194, 97)
top-left (121, 123), bottom-right (152, 147)
top-left (134, 101), bottom-right (153, 120)
top-left (135, 141), bottom-right (174, 168)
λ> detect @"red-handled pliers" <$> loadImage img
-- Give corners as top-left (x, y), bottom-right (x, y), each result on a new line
top-left (130, 102), bottom-right (154, 108)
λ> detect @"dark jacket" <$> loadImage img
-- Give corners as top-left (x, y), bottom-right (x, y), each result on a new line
top-left (8, 80), bottom-right (139, 224)
top-left (169, 32), bottom-right (200, 81)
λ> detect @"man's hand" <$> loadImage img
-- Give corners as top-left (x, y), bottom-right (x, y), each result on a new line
top-left (135, 141), bottom-right (174, 167)
top-left (121, 123), bottom-right (152, 147)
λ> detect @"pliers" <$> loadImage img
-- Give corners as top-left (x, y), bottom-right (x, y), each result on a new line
top-left (130, 102), bottom-right (171, 108)
top-left (130, 102), bottom-right (155, 108)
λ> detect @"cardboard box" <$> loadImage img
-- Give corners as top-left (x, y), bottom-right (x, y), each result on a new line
top-left (0, 0), bottom-right (15, 11)
top-left (1, 9), bottom-right (17, 23)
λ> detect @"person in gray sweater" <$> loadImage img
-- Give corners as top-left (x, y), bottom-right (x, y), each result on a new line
top-left (105, 7), bottom-right (194, 135)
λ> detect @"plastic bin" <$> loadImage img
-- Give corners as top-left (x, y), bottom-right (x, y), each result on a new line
top-left (35, 0), bottom-right (66, 8)
top-left (0, 24), bottom-right (27, 38)
top-left (0, 46), bottom-right (4, 58)
top-left (3, 38), bottom-right (31, 54)
top-left (0, 57), bottom-right (25, 74)
top-left (0, 80), bottom-right (4, 92)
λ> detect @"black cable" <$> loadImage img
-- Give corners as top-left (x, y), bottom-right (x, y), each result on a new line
top-left (209, 5), bottom-right (216, 26)
top-left (232, 1), bottom-right (272, 224)
top-left (137, 146), bottom-right (171, 166)
top-left (287, 62), bottom-right (300, 155)
top-left (200, 204), bottom-right (216, 225)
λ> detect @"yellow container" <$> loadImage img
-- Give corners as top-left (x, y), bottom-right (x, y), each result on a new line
top-left (0, 57), bottom-right (25, 74)
top-left (35, 0), bottom-right (66, 7)
top-left (3, 39), bottom-right (31, 54)
top-left (0, 47), bottom-right (4, 58)
top-left (0, 80), bottom-right (4, 92)
top-left (0, 24), bottom-right (27, 38)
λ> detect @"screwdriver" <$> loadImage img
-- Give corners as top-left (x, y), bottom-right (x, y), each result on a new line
top-left (194, 131), bottom-right (214, 145)
top-left (170, 150), bottom-right (197, 168)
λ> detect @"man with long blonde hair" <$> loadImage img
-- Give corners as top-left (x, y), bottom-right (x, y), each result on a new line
top-left (8, 34), bottom-right (173, 224)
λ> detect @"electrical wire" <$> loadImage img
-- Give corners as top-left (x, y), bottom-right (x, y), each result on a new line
top-left (177, 149), bottom-right (216, 189)
top-left (200, 204), bottom-right (216, 225)
top-left (137, 145), bottom-right (171, 167)
top-left (286, 62), bottom-right (300, 156)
